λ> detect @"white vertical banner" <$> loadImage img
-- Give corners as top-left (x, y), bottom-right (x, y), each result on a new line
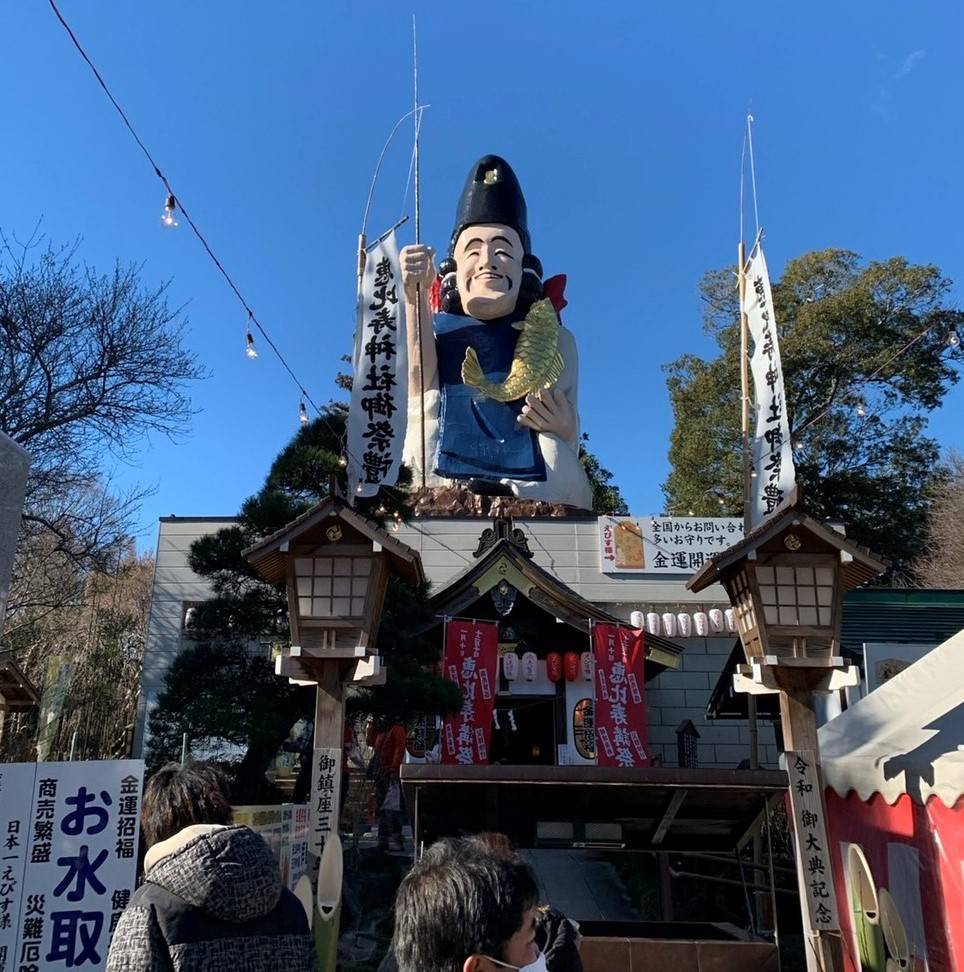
top-left (745, 243), bottom-right (796, 527)
top-left (348, 230), bottom-right (408, 499)
top-left (11, 760), bottom-right (144, 972)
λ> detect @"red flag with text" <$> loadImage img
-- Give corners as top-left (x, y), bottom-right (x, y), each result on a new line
top-left (441, 619), bottom-right (499, 765)
top-left (593, 623), bottom-right (650, 767)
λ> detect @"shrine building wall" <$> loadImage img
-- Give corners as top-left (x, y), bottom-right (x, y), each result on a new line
top-left (133, 516), bottom-right (237, 756)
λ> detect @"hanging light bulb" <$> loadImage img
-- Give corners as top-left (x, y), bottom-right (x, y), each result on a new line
top-left (856, 398), bottom-right (867, 418)
top-left (949, 330), bottom-right (961, 349)
top-left (687, 509), bottom-right (695, 516)
top-left (355, 480), bottom-right (364, 495)
top-left (376, 504), bottom-right (387, 515)
top-left (245, 313), bottom-right (258, 359)
top-left (718, 497), bottom-right (725, 506)
top-left (750, 468), bottom-right (758, 479)
top-left (161, 194), bottom-right (178, 228)
top-left (298, 401), bottom-right (309, 424)
top-left (337, 456), bottom-right (348, 468)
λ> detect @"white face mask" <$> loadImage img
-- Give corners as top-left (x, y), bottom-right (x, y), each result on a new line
top-left (483, 950), bottom-right (548, 972)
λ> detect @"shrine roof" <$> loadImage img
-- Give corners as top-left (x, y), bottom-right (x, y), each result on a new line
top-left (0, 649), bottom-right (40, 713)
top-left (424, 519), bottom-right (685, 674)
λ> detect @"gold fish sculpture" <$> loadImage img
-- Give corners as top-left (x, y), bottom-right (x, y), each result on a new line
top-left (460, 298), bottom-right (564, 402)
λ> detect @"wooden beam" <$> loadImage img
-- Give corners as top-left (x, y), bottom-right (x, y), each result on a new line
top-left (779, 680), bottom-right (845, 972)
top-left (652, 789), bottom-right (688, 846)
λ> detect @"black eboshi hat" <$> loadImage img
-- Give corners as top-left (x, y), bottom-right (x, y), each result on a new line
top-left (448, 155), bottom-right (531, 255)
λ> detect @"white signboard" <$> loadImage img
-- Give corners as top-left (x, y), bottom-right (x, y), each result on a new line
top-left (787, 750), bottom-right (839, 931)
top-left (308, 747), bottom-right (341, 858)
top-left (0, 764), bottom-right (35, 972)
top-left (863, 642), bottom-right (937, 695)
top-left (745, 244), bottom-right (796, 527)
top-left (281, 804), bottom-right (309, 891)
top-left (599, 516), bottom-right (744, 574)
top-left (347, 230), bottom-right (407, 499)
top-left (3, 760), bottom-right (143, 972)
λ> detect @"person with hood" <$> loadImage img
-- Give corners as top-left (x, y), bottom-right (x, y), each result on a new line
top-left (106, 762), bottom-right (314, 972)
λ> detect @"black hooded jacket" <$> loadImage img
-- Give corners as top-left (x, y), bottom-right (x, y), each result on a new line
top-left (106, 825), bottom-right (314, 972)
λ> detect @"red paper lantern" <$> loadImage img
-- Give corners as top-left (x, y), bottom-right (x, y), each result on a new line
top-left (546, 651), bottom-right (563, 682)
top-left (563, 651), bottom-right (580, 682)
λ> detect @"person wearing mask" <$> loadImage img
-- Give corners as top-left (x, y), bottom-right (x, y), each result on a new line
top-left (392, 836), bottom-right (548, 972)
top-left (106, 762), bottom-right (314, 971)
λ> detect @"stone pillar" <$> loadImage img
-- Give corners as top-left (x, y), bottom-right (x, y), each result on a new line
top-left (0, 432), bottom-right (30, 638)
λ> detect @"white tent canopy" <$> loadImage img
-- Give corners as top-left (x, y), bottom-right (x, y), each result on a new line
top-left (819, 628), bottom-right (964, 808)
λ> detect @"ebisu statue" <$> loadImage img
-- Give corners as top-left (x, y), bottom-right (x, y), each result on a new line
top-left (400, 155), bottom-right (593, 510)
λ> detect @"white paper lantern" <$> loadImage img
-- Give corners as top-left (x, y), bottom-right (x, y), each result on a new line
top-left (630, 610), bottom-right (645, 630)
top-left (646, 612), bottom-right (661, 636)
top-left (694, 611), bottom-right (709, 637)
top-left (580, 651), bottom-right (594, 681)
top-left (521, 651), bottom-right (538, 681)
top-left (725, 608), bottom-right (737, 632)
top-left (677, 612), bottom-right (693, 638)
top-left (661, 612), bottom-right (677, 637)
top-left (708, 608), bottom-right (725, 633)
top-left (502, 651), bottom-right (520, 681)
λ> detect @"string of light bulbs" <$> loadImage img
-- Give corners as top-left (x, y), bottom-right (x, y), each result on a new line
top-left (46, 0), bottom-right (374, 486)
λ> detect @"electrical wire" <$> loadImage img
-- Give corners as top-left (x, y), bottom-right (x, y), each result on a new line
top-left (46, 0), bottom-right (361, 465)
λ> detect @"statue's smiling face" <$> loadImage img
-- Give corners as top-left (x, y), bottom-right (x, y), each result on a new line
top-left (454, 223), bottom-right (524, 320)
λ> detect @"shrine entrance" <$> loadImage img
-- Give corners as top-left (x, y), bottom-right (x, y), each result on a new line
top-left (489, 695), bottom-right (558, 765)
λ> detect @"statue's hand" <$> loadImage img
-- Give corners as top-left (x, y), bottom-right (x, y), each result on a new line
top-left (400, 244), bottom-right (436, 301)
top-left (517, 387), bottom-right (576, 444)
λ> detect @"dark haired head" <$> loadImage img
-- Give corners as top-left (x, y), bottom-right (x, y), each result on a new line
top-left (141, 762), bottom-right (233, 847)
top-left (393, 837), bottom-right (539, 972)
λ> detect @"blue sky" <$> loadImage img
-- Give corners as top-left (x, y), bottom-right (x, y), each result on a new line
top-left (3, 2), bottom-right (962, 551)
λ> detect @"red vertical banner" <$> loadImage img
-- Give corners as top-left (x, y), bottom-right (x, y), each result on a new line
top-left (592, 623), bottom-right (650, 767)
top-left (441, 619), bottom-right (499, 765)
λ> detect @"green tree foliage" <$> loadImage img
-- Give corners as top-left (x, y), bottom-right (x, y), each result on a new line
top-left (146, 406), bottom-right (460, 799)
top-left (579, 435), bottom-right (629, 514)
top-left (664, 249), bottom-right (963, 579)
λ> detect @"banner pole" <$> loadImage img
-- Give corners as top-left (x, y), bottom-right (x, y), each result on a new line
top-left (412, 15), bottom-right (427, 489)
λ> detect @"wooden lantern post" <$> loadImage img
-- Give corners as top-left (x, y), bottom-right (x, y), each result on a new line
top-left (244, 494), bottom-right (424, 866)
top-left (688, 500), bottom-right (887, 972)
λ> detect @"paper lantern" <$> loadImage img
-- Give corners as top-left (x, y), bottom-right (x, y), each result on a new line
top-left (546, 652), bottom-right (563, 682)
top-left (708, 608), bottom-right (725, 633)
top-left (580, 651), bottom-right (594, 681)
top-left (694, 611), bottom-right (709, 637)
top-left (521, 651), bottom-right (538, 681)
top-left (563, 651), bottom-right (581, 682)
top-left (502, 651), bottom-right (520, 681)
top-left (725, 608), bottom-right (737, 632)
top-left (646, 612), bottom-right (661, 636)
top-left (661, 612), bottom-right (677, 637)
top-left (677, 613), bottom-right (693, 638)
top-left (629, 610), bottom-right (645, 629)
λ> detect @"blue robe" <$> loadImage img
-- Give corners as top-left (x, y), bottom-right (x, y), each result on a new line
top-left (434, 311), bottom-right (547, 482)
